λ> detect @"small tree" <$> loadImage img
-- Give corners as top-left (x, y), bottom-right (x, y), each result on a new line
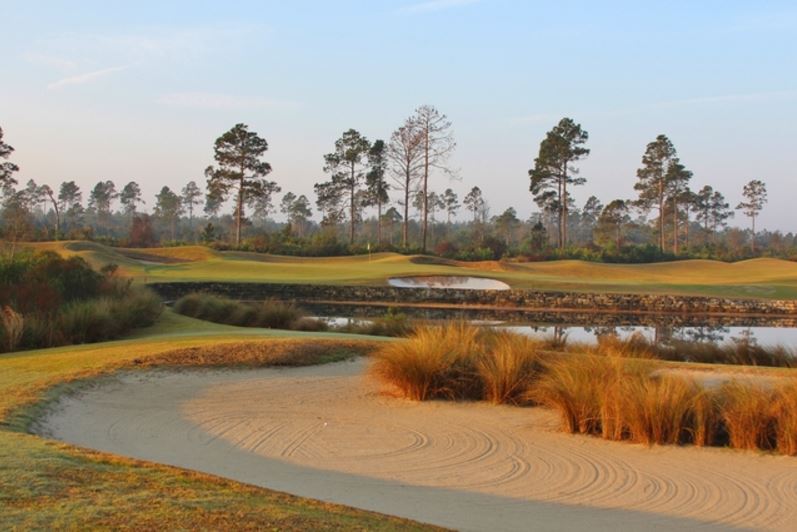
top-left (281, 193), bottom-right (312, 238)
top-left (40, 184), bottom-right (60, 239)
top-left (596, 199), bottom-right (631, 250)
top-left (154, 186), bottom-right (183, 241)
top-left (442, 188), bottom-right (460, 224)
top-left (493, 207), bottom-right (520, 246)
top-left (634, 134), bottom-right (678, 252)
top-left (58, 181), bottom-right (84, 233)
top-left (317, 129), bottom-right (371, 244)
top-left (205, 124), bottom-right (273, 246)
top-left (0, 127), bottom-right (19, 187)
top-left (119, 181), bottom-right (144, 217)
top-left (387, 119), bottom-right (424, 247)
top-left (248, 181), bottom-right (282, 224)
top-left (413, 105), bottom-right (456, 252)
top-left (181, 180), bottom-right (203, 232)
top-left (736, 179), bottom-right (767, 252)
top-left (464, 186), bottom-right (485, 222)
top-left (88, 180), bottom-right (118, 235)
top-left (364, 139), bottom-right (389, 244)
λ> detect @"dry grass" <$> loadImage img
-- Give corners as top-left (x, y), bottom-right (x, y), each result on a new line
top-left (137, 339), bottom-right (378, 368)
top-left (477, 332), bottom-right (542, 405)
top-left (532, 355), bottom-right (624, 434)
top-left (371, 322), bottom-right (482, 400)
top-left (772, 380), bottom-right (797, 455)
top-left (620, 375), bottom-right (698, 446)
top-left (719, 382), bottom-right (778, 451)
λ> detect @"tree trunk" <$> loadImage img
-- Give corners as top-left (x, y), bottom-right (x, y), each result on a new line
top-left (402, 172), bottom-right (410, 248)
top-left (421, 128), bottom-right (430, 252)
top-left (376, 196), bottom-right (383, 245)
top-left (562, 161), bottom-right (568, 249)
top-left (235, 174), bottom-right (244, 247)
top-left (672, 197), bottom-right (678, 255)
top-left (349, 161), bottom-right (356, 245)
top-left (751, 215), bottom-right (756, 253)
top-left (658, 180), bottom-right (664, 252)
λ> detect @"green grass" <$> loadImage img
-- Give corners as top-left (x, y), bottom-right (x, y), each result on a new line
top-left (0, 310), bottom-right (437, 530)
top-left (25, 241), bottom-right (797, 299)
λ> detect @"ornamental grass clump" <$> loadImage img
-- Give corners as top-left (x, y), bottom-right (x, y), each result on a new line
top-left (371, 322), bottom-right (482, 401)
top-left (477, 331), bottom-right (542, 405)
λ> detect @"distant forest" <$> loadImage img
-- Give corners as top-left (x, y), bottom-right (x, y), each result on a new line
top-left (0, 109), bottom-right (791, 262)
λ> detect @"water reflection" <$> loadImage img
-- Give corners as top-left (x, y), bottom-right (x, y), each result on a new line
top-left (502, 324), bottom-right (795, 347)
top-left (305, 303), bottom-right (797, 347)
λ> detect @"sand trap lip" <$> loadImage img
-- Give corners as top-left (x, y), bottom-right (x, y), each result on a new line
top-left (388, 276), bottom-right (511, 290)
top-left (39, 360), bottom-right (797, 532)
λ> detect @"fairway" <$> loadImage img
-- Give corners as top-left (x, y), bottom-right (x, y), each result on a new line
top-left (26, 241), bottom-right (797, 299)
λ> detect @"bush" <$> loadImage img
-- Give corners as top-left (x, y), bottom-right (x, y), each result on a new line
top-left (371, 322), bottom-right (483, 401)
top-left (174, 293), bottom-right (305, 330)
top-left (477, 332), bottom-right (542, 405)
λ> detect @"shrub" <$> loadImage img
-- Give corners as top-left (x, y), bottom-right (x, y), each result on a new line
top-left (532, 355), bottom-right (624, 435)
top-left (477, 332), bottom-right (542, 405)
top-left (619, 374), bottom-right (698, 446)
top-left (173, 293), bottom-right (305, 330)
top-left (371, 322), bottom-right (482, 401)
top-left (0, 306), bottom-right (24, 351)
top-left (719, 382), bottom-right (778, 451)
top-left (772, 381), bottom-right (797, 455)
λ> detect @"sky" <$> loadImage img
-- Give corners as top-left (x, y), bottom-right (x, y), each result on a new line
top-left (2, 0), bottom-right (796, 229)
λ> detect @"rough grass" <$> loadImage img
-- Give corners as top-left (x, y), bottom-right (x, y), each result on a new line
top-left (477, 332), bottom-right (542, 405)
top-left (173, 292), bottom-right (310, 330)
top-left (26, 241), bottom-right (797, 299)
top-left (0, 314), bottom-right (437, 530)
top-left (371, 323), bottom-right (482, 400)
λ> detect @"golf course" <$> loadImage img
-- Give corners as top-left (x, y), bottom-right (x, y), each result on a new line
top-left (2, 241), bottom-right (797, 530)
top-left (26, 241), bottom-right (797, 299)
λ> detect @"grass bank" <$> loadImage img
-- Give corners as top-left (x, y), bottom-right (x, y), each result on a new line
top-left (0, 311), bottom-right (437, 530)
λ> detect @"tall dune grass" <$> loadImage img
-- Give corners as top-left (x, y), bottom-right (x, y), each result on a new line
top-left (477, 331), bottom-right (542, 405)
top-left (719, 382), bottom-right (778, 451)
top-left (772, 381), bottom-right (797, 455)
top-left (371, 322), bottom-right (482, 400)
top-left (371, 323), bottom-right (797, 456)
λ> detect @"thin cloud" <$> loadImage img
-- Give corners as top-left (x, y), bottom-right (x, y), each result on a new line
top-left (398, 0), bottom-right (480, 15)
top-left (157, 92), bottom-right (299, 111)
top-left (47, 65), bottom-right (128, 90)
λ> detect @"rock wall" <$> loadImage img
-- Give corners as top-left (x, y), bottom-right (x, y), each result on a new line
top-left (149, 282), bottom-right (797, 316)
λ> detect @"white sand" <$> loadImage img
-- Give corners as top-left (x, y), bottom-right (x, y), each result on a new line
top-left (41, 359), bottom-right (797, 531)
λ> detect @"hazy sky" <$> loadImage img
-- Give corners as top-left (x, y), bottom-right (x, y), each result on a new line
top-left (2, 0), bottom-right (796, 228)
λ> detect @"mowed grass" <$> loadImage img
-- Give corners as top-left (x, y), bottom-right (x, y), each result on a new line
top-left (0, 311), bottom-right (437, 530)
top-left (24, 241), bottom-right (797, 299)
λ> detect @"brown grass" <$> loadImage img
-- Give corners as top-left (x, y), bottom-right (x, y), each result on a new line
top-left (772, 380), bottom-right (797, 455)
top-left (136, 339), bottom-right (379, 368)
top-left (477, 332), bottom-right (542, 405)
top-left (371, 323), bottom-right (482, 401)
top-left (719, 382), bottom-right (778, 451)
top-left (620, 374), bottom-right (698, 446)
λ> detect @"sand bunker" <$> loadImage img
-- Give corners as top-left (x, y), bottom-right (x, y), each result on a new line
top-left (388, 275), bottom-right (510, 290)
top-left (41, 359), bottom-right (797, 531)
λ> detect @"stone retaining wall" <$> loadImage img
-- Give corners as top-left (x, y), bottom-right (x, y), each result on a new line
top-left (149, 282), bottom-right (797, 316)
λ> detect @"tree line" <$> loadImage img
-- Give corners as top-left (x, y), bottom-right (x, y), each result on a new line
top-left (0, 114), bottom-right (787, 261)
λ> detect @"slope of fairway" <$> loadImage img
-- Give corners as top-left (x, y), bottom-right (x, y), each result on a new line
top-left (0, 311), bottom-right (433, 530)
top-left (21, 241), bottom-right (797, 299)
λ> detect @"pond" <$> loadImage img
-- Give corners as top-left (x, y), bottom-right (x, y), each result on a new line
top-left (308, 304), bottom-right (797, 348)
top-left (388, 276), bottom-right (510, 290)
